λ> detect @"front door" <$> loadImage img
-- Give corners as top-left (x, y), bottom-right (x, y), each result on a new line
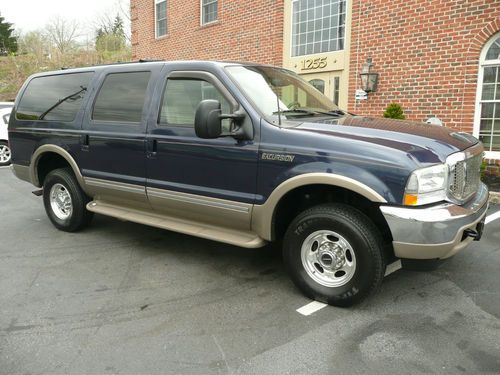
top-left (145, 69), bottom-right (259, 230)
top-left (302, 71), bottom-right (342, 107)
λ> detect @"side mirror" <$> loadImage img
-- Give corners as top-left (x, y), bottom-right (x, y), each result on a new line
top-left (194, 99), bottom-right (247, 139)
top-left (195, 100), bottom-right (222, 139)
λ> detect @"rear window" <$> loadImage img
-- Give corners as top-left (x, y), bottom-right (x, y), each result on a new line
top-left (16, 72), bottom-right (94, 122)
top-left (92, 71), bottom-right (151, 123)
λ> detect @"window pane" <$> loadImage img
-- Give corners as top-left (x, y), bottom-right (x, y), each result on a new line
top-left (483, 67), bottom-right (496, 83)
top-left (156, 1), bottom-right (167, 36)
top-left (93, 72), bottom-right (151, 122)
top-left (160, 79), bottom-right (230, 126)
top-left (481, 103), bottom-right (495, 118)
top-left (308, 79), bottom-right (325, 94)
top-left (485, 39), bottom-right (500, 61)
top-left (291, 0), bottom-right (346, 57)
top-left (482, 84), bottom-right (495, 100)
top-left (17, 72), bottom-right (93, 122)
top-left (480, 119), bottom-right (493, 132)
top-left (202, 0), bottom-right (218, 24)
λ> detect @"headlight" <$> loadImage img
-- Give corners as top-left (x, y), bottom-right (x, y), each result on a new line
top-left (403, 164), bottom-right (448, 206)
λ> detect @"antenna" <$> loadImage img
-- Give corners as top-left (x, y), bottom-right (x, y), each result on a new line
top-left (276, 91), bottom-right (282, 127)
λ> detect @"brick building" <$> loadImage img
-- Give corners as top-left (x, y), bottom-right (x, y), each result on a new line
top-left (131, 0), bottom-right (500, 164)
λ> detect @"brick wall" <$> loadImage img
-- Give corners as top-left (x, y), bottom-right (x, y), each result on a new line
top-left (131, 0), bottom-right (284, 66)
top-left (348, 0), bottom-right (500, 132)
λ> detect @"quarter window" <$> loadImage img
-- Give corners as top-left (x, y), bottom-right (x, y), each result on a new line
top-left (155, 0), bottom-right (167, 37)
top-left (476, 34), bottom-right (500, 153)
top-left (201, 0), bottom-right (218, 25)
top-left (92, 71), bottom-right (151, 123)
top-left (291, 0), bottom-right (346, 57)
top-left (16, 72), bottom-right (93, 122)
top-left (160, 78), bottom-right (230, 127)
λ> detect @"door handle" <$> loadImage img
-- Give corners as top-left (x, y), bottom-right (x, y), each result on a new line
top-left (80, 134), bottom-right (89, 151)
top-left (147, 139), bottom-right (158, 158)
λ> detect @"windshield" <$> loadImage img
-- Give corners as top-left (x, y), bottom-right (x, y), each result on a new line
top-left (225, 65), bottom-right (341, 123)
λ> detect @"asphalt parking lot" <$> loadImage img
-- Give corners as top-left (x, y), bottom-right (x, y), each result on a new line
top-left (1, 167), bottom-right (500, 375)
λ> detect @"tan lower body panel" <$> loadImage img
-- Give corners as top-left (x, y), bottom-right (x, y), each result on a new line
top-left (86, 200), bottom-right (267, 248)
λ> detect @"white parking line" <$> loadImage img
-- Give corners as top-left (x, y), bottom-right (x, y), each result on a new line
top-left (485, 211), bottom-right (500, 225)
top-left (0, 166), bottom-right (10, 169)
top-left (296, 301), bottom-right (327, 316)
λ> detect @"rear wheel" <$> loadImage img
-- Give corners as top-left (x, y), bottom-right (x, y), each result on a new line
top-left (43, 168), bottom-right (93, 232)
top-left (0, 141), bottom-right (11, 166)
top-left (283, 203), bottom-right (386, 307)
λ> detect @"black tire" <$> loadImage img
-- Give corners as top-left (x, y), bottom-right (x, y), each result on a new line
top-left (0, 140), bottom-right (11, 166)
top-left (42, 168), bottom-right (93, 232)
top-left (283, 203), bottom-right (386, 307)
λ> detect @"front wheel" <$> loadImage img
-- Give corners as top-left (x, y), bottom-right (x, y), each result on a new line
top-left (283, 204), bottom-right (386, 307)
top-left (43, 168), bottom-right (93, 232)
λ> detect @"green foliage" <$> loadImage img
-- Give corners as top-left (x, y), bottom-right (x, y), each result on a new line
top-left (0, 14), bottom-right (18, 54)
top-left (95, 15), bottom-right (126, 54)
top-left (480, 159), bottom-right (487, 179)
top-left (383, 103), bottom-right (406, 120)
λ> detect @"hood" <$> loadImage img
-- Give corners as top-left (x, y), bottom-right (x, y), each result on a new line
top-left (291, 115), bottom-right (479, 164)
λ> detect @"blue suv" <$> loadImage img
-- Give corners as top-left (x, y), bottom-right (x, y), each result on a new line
top-left (8, 61), bottom-right (488, 306)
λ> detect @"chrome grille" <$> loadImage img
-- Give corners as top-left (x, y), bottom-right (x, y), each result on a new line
top-left (448, 152), bottom-right (482, 202)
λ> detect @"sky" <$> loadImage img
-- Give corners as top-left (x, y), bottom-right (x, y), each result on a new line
top-left (0, 0), bottom-right (129, 38)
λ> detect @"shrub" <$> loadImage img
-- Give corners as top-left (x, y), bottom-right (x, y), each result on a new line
top-left (383, 103), bottom-right (406, 120)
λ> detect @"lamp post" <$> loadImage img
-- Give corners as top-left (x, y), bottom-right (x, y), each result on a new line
top-left (359, 57), bottom-right (379, 93)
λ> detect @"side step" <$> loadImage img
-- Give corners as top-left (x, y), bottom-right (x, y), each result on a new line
top-left (86, 200), bottom-right (267, 249)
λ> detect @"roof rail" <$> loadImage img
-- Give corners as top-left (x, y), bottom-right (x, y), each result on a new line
top-left (60, 59), bottom-right (165, 70)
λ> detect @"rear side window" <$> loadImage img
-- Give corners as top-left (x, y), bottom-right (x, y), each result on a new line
top-left (16, 72), bottom-right (93, 122)
top-left (92, 71), bottom-right (151, 123)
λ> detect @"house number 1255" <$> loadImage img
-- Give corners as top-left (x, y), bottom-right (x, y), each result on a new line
top-left (300, 57), bottom-right (327, 71)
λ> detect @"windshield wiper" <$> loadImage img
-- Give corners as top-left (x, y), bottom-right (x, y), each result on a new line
top-left (272, 108), bottom-right (318, 116)
top-left (38, 86), bottom-right (87, 120)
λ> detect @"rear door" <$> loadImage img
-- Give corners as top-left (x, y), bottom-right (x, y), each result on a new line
top-left (145, 68), bottom-right (259, 230)
top-left (78, 65), bottom-right (161, 207)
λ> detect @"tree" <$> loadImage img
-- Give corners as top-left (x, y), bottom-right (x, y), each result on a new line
top-left (45, 16), bottom-right (80, 54)
top-left (18, 30), bottom-right (50, 57)
top-left (0, 14), bottom-right (18, 54)
top-left (95, 14), bottom-right (126, 54)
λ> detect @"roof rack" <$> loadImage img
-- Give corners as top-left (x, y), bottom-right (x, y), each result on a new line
top-left (60, 59), bottom-right (165, 70)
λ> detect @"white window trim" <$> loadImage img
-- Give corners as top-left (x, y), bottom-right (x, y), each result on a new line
top-left (155, 0), bottom-right (167, 39)
top-left (200, 0), bottom-right (218, 26)
top-left (473, 32), bottom-right (500, 159)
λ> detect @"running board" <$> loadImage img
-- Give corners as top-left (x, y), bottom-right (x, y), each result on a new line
top-left (86, 200), bottom-right (267, 248)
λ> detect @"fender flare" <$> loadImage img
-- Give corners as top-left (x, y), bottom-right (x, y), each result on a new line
top-left (251, 173), bottom-right (387, 241)
top-left (30, 145), bottom-right (88, 192)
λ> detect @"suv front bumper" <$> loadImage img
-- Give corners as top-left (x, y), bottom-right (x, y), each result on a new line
top-left (380, 182), bottom-right (489, 259)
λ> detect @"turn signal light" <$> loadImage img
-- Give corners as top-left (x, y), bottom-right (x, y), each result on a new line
top-left (403, 194), bottom-right (418, 206)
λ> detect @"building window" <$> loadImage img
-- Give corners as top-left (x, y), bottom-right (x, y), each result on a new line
top-left (475, 33), bottom-right (500, 154)
top-left (201, 0), bottom-right (218, 25)
top-left (291, 0), bottom-right (346, 57)
top-left (333, 76), bottom-right (340, 106)
top-left (155, 0), bottom-right (167, 38)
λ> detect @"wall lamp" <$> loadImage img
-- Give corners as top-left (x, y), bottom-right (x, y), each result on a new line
top-left (359, 57), bottom-right (379, 93)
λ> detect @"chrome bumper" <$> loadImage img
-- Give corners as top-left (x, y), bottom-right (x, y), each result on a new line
top-left (380, 183), bottom-right (489, 259)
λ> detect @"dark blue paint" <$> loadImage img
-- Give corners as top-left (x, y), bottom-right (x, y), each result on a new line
top-left (8, 61), bottom-right (479, 206)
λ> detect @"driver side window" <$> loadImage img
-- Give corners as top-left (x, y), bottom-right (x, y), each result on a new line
top-left (159, 78), bottom-right (231, 130)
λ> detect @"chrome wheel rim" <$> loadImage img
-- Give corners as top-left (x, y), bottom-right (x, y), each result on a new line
top-left (49, 183), bottom-right (73, 220)
top-left (0, 144), bottom-right (10, 164)
top-left (301, 230), bottom-right (356, 287)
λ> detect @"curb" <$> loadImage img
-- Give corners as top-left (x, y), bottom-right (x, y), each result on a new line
top-left (489, 191), bottom-right (500, 204)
